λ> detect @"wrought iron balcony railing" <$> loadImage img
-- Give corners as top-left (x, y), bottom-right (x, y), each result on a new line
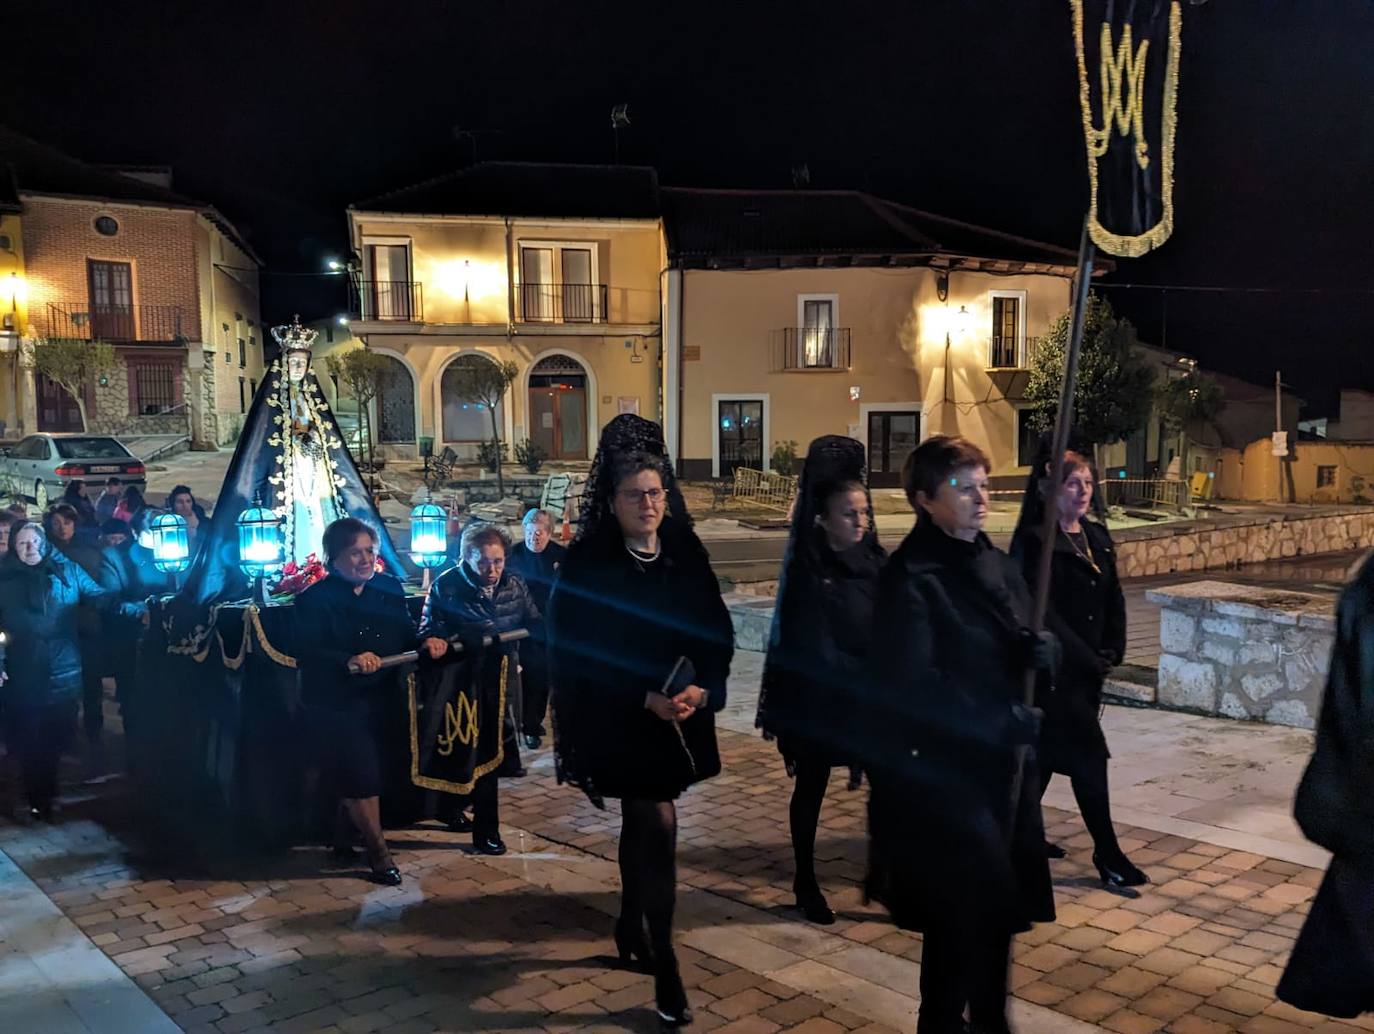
top-left (352, 280), bottom-right (424, 322)
top-left (781, 327), bottom-right (852, 371)
top-left (514, 282), bottom-right (608, 324)
top-left (44, 302), bottom-right (185, 343)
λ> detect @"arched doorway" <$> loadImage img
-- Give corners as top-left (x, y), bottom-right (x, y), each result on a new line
top-left (373, 354), bottom-right (415, 443)
top-left (440, 354), bottom-right (507, 445)
top-left (528, 354), bottom-right (588, 460)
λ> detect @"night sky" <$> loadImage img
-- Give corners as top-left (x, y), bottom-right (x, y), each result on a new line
top-left (7, 1), bottom-right (1372, 412)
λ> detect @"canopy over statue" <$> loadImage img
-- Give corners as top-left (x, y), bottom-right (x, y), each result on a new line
top-left (164, 316), bottom-right (404, 648)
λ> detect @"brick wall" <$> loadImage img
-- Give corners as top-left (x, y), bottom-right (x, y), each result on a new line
top-left (21, 198), bottom-right (203, 340)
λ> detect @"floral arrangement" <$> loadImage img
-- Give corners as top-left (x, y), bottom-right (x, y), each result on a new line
top-left (268, 553), bottom-right (328, 598)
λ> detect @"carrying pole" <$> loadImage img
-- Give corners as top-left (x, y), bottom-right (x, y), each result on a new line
top-left (349, 627), bottom-right (530, 674)
top-left (1007, 218), bottom-right (1096, 839)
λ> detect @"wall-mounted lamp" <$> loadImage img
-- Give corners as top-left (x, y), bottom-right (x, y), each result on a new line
top-left (935, 271), bottom-right (950, 303)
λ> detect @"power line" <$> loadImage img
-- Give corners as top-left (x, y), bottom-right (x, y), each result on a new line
top-left (1097, 281), bottom-right (1374, 297)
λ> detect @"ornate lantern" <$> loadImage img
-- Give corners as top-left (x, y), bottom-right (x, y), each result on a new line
top-left (409, 503), bottom-right (448, 569)
top-left (237, 504), bottom-right (284, 579)
top-left (150, 512), bottom-right (191, 574)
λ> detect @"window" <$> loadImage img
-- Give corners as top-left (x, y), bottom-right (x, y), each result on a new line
top-left (801, 298), bottom-right (835, 367)
top-left (130, 362), bottom-right (176, 415)
top-left (441, 355), bottom-right (505, 442)
top-left (1317, 465), bottom-right (1337, 489)
top-left (989, 291), bottom-right (1026, 368)
top-left (93, 215), bottom-right (119, 236)
top-left (1016, 408), bottom-right (1041, 467)
top-left (364, 241), bottom-right (414, 319)
top-left (518, 242), bottom-right (599, 321)
top-left (238, 337), bottom-right (246, 367)
top-left (87, 260), bottom-right (134, 340)
top-left (53, 437), bottom-right (131, 460)
top-left (238, 377), bottom-right (246, 413)
top-left (12, 436), bottom-right (49, 460)
top-left (225, 352), bottom-right (232, 364)
top-left (250, 378), bottom-right (258, 400)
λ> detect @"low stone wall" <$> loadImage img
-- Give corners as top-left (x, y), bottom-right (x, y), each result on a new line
top-left (1146, 581), bottom-right (1336, 729)
top-left (1113, 507), bottom-right (1374, 578)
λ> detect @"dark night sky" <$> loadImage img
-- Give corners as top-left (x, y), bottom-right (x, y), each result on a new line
top-left (7, 1), bottom-right (1373, 412)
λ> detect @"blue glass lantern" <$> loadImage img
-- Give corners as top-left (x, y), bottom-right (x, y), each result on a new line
top-left (409, 502), bottom-right (448, 568)
top-left (237, 505), bottom-right (284, 578)
top-left (150, 512), bottom-right (191, 574)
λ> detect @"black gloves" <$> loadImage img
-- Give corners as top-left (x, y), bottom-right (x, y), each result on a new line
top-left (1020, 628), bottom-right (1061, 673)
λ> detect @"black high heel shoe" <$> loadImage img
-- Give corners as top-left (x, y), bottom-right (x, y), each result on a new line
top-left (1094, 851), bottom-right (1148, 889)
top-left (1043, 840), bottom-right (1066, 859)
top-left (793, 883), bottom-right (835, 925)
top-left (613, 916), bottom-right (654, 972)
top-left (653, 952), bottom-right (691, 1027)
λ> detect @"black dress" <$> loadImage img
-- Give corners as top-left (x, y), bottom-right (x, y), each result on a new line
top-left (293, 572), bottom-right (417, 799)
top-left (507, 542), bottom-right (566, 736)
top-left (758, 529), bottom-right (885, 767)
top-left (1012, 520), bottom-right (1126, 774)
top-left (862, 519), bottom-right (1055, 934)
top-left (1277, 553), bottom-right (1374, 1017)
top-left (549, 520), bottom-right (735, 804)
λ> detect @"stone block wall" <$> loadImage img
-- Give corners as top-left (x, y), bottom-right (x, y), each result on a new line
top-left (89, 355), bottom-right (192, 438)
top-left (1146, 581), bottom-right (1335, 729)
top-left (1114, 508), bottom-right (1374, 578)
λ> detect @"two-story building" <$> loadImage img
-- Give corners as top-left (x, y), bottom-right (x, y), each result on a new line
top-left (0, 127), bottom-right (264, 446)
top-left (343, 162), bottom-right (664, 462)
top-left (660, 188), bottom-right (1083, 485)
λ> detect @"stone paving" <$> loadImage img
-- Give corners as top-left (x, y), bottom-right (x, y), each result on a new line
top-left (1, 666), bottom-right (1370, 1033)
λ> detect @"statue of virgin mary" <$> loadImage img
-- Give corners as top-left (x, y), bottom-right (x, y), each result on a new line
top-left (164, 316), bottom-right (404, 645)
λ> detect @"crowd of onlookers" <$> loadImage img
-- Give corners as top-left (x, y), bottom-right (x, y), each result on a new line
top-left (0, 479), bottom-right (209, 818)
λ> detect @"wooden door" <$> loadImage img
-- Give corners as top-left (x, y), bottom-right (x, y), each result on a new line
top-left (867, 411), bottom-right (920, 488)
top-left (718, 400), bottom-right (763, 477)
top-left (87, 260), bottom-right (134, 341)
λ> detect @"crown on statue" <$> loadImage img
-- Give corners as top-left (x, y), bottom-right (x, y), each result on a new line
top-left (271, 315), bottom-right (317, 355)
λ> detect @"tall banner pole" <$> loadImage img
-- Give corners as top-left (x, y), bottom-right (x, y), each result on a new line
top-left (1008, 0), bottom-right (1187, 841)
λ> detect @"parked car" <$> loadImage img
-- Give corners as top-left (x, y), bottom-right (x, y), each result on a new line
top-left (0, 434), bottom-right (147, 509)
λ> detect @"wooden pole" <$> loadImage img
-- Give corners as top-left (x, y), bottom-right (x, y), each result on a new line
top-left (350, 627), bottom-right (530, 674)
top-left (1008, 219), bottom-right (1097, 838)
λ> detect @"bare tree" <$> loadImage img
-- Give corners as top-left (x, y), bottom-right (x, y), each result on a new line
top-left (445, 356), bottom-right (519, 496)
top-left (23, 338), bottom-right (119, 432)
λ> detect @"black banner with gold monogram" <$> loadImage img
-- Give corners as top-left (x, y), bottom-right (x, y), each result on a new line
top-left (408, 641), bottom-right (514, 795)
top-left (1070, 0), bottom-right (1183, 257)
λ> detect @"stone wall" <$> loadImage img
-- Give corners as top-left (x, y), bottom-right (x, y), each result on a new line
top-left (88, 356), bottom-right (191, 438)
top-left (1113, 507), bottom-right (1374, 578)
top-left (1146, 581), bottom-right (1335, 729)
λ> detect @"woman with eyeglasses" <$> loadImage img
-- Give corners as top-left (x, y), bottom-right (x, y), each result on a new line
top-left (549, 415), bottom-right (734, 1028)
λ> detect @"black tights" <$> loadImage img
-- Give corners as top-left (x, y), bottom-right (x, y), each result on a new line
top-left (789, 757), bottom-right (831, 894)
top-left (918, 923), bottom-right (1012, 1033)
top-left (618, 798), bottom-right (678, 953)
top-left (1040, 754), bottom-right (1124, 860)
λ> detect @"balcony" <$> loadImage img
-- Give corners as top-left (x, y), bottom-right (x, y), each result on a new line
top-left (987, 335), bottom-right (1043, 371)
top-left (514, 282), bottom-right (608, 324)
top-left (44, 302), bottom-right (185, 344)
top-left (780, 327), bottom-right (852, 371)
top-left (351, 280), bottom-right (424, 322)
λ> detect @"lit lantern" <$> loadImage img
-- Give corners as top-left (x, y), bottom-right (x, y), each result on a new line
top-left (409, 503), bottom-right (448, 568)
top-left (150, 512), bottom-right (191, 574)
top-left (237, 505), bottom-right (284, 578)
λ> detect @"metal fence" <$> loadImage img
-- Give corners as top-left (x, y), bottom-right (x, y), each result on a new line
top-left (731, 467), bottom-right (799, 511)
top-left (1101, 477), bottom-right (1189, 509)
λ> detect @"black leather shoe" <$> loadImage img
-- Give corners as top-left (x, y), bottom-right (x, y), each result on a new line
top-left (523, 733), bottom-right (542, 750)
top-left (370, 865), bottom-right (402, 886)
top-left (509, 767), bottom-right (527, 778)
top-left (473, 833), bottom-right (507, 856)
top-left (653, 954), bottom-right (691, 1027)
top-left (794, 885), bottom-right (835, 925)
top-left (613, 916), bottom-right (654, 972)
top-left (1044, 840), bottom-right (1067, 859)
top-left (1094, 851), bottom-right (1148, 888)
top-left (446, 812), bottom-right (473, 833)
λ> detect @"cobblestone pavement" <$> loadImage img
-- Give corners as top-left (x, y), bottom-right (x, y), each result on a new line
top-left (1, 677), bottom-right (1370, 1033)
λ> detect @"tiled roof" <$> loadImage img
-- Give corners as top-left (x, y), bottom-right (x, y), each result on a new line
top-left (661, 187), bottom-right (1083, 271)
top-left (352, 161), bottom-right (661, 220)
top-left (0, 126), bottom-right (260, 263)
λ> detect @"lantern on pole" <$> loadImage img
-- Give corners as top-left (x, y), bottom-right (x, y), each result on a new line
top-left (409, 503), bottom-right (448, 568)
top-left (150, 512), bottom-right (191, 574)
top-left (237, 503), bottom-right (284, 600)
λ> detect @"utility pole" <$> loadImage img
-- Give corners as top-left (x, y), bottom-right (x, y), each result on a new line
top-left (1274, 370), bottom-right (1285, 503)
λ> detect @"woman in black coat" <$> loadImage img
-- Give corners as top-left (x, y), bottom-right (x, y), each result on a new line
top-left (1011, 450), bottom-right (1145, 888)
top-left (294, 517), bottom-right (448, 885)
top-left (757, 435), bottom-right (884, 924)
top-left (1276, 552), bottom-right (1374, 1018)
top-left (862, 436), bottom-right (1055, 1034)
top-left (419, 521), bottom-right (540, 855)
top-left (549, 415), bottom-right (734, 1028)
top-left (0, 523), bottom-right (146, 820)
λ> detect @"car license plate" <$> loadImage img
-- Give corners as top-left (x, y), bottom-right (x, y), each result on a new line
top-left (91, 465), bottom-right (120, 474)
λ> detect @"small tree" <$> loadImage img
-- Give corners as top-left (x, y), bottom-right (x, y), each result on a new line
top-left (446, 356), bottom-right (519, 496)
top-left (325, 347), bottom-right (391, 489)
top-left (23, 338), bottom-right (119, 432)
top-left (1156, 370), bottom-right (1226, 478)
top-left (1024, 294), bottom-right (1157, 471)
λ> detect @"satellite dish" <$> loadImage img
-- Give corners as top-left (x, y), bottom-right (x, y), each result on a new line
top-left (610, 103), bottom-right (631, 129)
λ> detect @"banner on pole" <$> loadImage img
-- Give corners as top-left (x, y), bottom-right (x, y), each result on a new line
top-left (1070, 0), bottom-right (1183, 257)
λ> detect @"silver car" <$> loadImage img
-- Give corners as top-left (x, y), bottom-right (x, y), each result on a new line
top-left (0, 434), bottom-right (148, 509)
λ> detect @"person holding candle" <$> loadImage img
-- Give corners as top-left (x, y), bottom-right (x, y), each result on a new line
top-left (293, 517), bottom-right (448, 885)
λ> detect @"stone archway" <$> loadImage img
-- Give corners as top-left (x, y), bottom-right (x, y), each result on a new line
top-left (373, 353), bottom-right (415, 443)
